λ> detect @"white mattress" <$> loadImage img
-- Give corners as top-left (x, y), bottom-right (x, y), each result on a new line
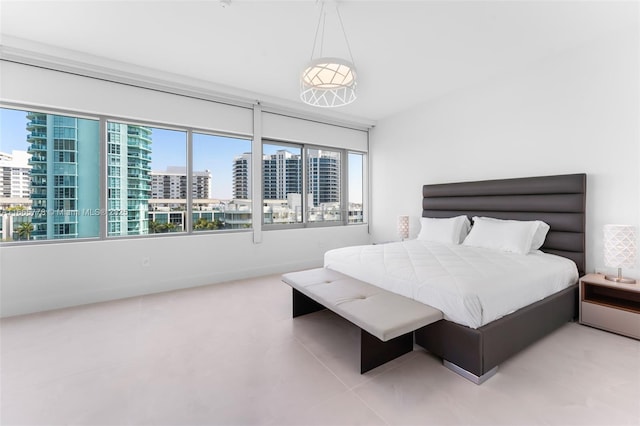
top-left (323, 240), bottom-right (578, 329)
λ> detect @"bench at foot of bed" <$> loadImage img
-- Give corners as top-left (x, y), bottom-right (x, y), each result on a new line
top-left (282, 267), bottom-right (443, 373)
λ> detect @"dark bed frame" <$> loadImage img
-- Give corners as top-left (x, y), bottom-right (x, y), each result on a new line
top-left (413, 173), bottom-right (586, 383)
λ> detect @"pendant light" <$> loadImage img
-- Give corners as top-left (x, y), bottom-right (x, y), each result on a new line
top-left (300, 1), bottom-right (357, 108)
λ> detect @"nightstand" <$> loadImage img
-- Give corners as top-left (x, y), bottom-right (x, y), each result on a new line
top-left (579, 273), bottom-right (640, 339)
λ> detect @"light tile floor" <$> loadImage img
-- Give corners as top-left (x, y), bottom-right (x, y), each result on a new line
top-left (1, 274), bottom-right (639, 425)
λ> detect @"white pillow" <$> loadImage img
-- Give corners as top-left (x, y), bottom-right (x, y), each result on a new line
top-left (417, 215), bottom-right (471, 244)
top-left (530, 221), bottom-right (551, 251)
top-left (462, 217), bottom-right (550, 254)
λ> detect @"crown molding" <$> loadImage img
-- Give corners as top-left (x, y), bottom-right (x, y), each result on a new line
top-left (0, 35), bottom-right (375, 131)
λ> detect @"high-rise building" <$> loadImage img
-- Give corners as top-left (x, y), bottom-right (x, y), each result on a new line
top-left (23, 116), bottom-right (152, 239)
top-left (262, 150), bottom-right (302, 200)
top-left (27, 112), bottom-right (100, 240)
top-left (150, 167), bottom-right (212, 199)
top-left (106, 122), bottom-right (152, 236)
top-left (0, 150), bottom-right (31, 199)
top-left (193, 170), bottom-right (212, 200)
top-left (232, 153), bottom-right (251, 200)
top-left (236, 149), bottom-right (340, 205)
top-left (307, 149), bottom-right (340, 206)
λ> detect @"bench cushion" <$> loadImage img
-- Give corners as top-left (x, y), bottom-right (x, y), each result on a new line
top-left (282, 268), bottom-right (443, 341)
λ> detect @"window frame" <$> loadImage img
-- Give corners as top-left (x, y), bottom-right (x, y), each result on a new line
top-left (105, 117), bottom-right (187, 239)
top-left (262, 139), bottom-right (362, 231)
top-left (261, 140), bottom-right (305, 230)
top-left (304, 144), bottom-right (346, 229)
top-left (0, 105), bottom-right (102, 244)
top-left (189, 129), bottom-right (253, 235)
top-left (0, 104), bottom-right (254, 244)
top-left (346, 150), bottom-right (367, 225)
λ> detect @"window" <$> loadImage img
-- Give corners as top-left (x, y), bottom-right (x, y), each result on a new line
top-left (192, 133), bottom-right (251, 231)
top-left (0, 107), bottom-right (100, 241)
top-left (262, 141), bottom-right (363, 227)
top-left (1, 104), bottom-right (366, 244)
top-left (107, 122), bottom-right (186, 236)
top-left (307, 148), bottom-right (342, 223)
top-left (263, 142), bottom-right (303, 225)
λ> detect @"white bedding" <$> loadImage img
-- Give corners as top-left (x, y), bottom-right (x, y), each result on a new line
top-left (323, 240), bottom-right (578, 329)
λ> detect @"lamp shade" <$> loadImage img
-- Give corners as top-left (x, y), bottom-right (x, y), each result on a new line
top-left (300, 58), bottom-right (357, 107)
top-left (604, 224), bottom-right (637, 268)
top-left (398, 215), bottom-right (410, 240)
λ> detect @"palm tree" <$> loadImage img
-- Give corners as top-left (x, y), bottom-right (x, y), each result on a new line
top-left (148, 220), bottom-right (161, 234)
top-left (194, 218), bottom-right (223, 231)
top-left (193, 218), bottom-right (210, 231)
top-left (17, 222), bottom-right (34, 240)
top-left (164, 223), bottom-right (176, 232)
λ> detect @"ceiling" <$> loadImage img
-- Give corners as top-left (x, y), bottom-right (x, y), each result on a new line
top-left (0, 0), bottom-right (636, 123)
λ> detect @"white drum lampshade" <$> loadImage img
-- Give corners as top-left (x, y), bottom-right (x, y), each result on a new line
top-left (301, 58), bottom-right (357, 108)
top-left (398, 216), bottom-right (410, 241)
top-left (603, 224), bottom-right (637, 284)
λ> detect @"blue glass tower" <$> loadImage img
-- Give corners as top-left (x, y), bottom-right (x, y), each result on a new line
top-left (27, 113), bottom-right (100, 239)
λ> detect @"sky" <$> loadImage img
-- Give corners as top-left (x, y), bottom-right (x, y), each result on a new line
top-left (0, 107), bottom-right (362, 202)
top-left (0, 108), bottom-right (29, 151)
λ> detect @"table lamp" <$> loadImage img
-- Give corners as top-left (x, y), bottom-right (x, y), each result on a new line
top-left (603, 224), bottom-right (637, 284)
top-left (398, 215), bottom-right (409, 241)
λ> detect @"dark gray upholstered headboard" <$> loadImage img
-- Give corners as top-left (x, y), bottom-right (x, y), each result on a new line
top-left (422, 174), bottom-right (586, 275)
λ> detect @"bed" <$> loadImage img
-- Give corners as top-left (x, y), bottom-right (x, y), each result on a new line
top-left (325, 173), bottom-right (586, 383)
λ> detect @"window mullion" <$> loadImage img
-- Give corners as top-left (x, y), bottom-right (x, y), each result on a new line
top-left (99, 116), bottom-right (108, 239)
top-left (341, 148), bottom-right (348, 226)
top-left (302, 146), bottom-right (308, 226)
top-left (253, 105), bottom-right (263, 242)
top-left (186, 130), bottom-right (193, 234)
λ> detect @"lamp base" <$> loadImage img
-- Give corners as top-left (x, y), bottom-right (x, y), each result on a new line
top-left (604, 275), bottom-right (637, 284)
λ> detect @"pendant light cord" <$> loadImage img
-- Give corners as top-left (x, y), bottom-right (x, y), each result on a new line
top-left (309, 1), bottom-right (355, 65)
top-left (309, 2), bottom-right (326, 60)
top-left (336, 5), bottom-right (355, 66)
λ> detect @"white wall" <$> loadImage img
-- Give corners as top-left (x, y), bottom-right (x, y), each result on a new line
top-left (0, 226), bottom-right (368, 317)
top-left (370, 25), bottom-right (639, 278)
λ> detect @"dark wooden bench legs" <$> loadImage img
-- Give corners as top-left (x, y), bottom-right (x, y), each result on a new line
top-left (292, 288), bottom-right (325, 317)
top-left (360, 329), bottom-right (413, 373)
top-left (292, 288), bottom-right (413, 373)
